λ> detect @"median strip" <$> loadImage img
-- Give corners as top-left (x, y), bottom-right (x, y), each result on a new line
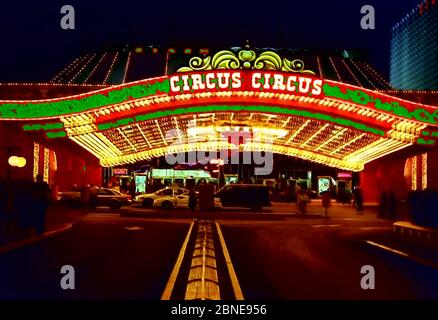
top-left (185, 220), bottom-right (220, 300)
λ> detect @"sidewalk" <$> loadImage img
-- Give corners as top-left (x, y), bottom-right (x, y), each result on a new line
top-left (0, 204), bottom-right (84, 254)
top-left (270, 201), bottom-right (385, 221)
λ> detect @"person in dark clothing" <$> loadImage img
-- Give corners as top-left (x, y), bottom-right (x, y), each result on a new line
top-left (14, 180), bottom-right (34, 237)
top-left (189, 188), bottom-right (197, 210)
top-left (388, 190), bottom-right (397, 220)
top-left (297, 188), bottom-right (309, 214)
top-left (0, 181), bottom-right (13, 244)
top-left (321, 190), bottom-right (331, 218)
top-left (378, 191), bottom-right (388, 218)
top-left (31, 174), bottom-right (51, 234)
top-left (89, 185), bottom-right (99, 208)
top-left (354, 186), bottom-right (364, 214)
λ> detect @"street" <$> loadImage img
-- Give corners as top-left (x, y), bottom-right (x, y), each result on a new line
top-left (0, 219), bottom-right (189, 299)
top-left (221, 219), bottom-right (438, 299)
top-left (0, 203), bottom-right (437, 300)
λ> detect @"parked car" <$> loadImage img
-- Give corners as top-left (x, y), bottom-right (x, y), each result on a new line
top-left (58, 190), bottom-right (80, 201)
top-left (93, 188), bottom-right (132, 209)
top-left (58, 187), bottom-right (131, 209)
top-left (58, 190), bottom-right (81, 207)
top-left (134, 187), bottom-right (190, 209)
top-left (214, 184), bottom-right (271, 210)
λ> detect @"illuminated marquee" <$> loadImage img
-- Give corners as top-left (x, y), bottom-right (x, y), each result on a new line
top-left (169, 71), bottom-right (323, 97)
top-left (1, 66), bottom-right (437, 171)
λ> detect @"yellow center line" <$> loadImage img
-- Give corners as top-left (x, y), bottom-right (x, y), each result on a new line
top-left (161, 220), bottom-right (195, 300)
top-left (215, 222), bottom-right (244, 300)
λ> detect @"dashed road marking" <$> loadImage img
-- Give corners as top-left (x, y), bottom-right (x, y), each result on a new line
top-left (311, 224), bottom-right (342, 228)
top-left (359, 227), bottom-right (392, 230)
top-left (124, 226), bottom-right (143, 231)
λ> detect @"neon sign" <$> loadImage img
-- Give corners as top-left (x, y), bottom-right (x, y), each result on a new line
top-left (113, 168), bottom-right (128, 175)
top-left (337, 172), bottom-right (352, 179)
top-left (169, 71), bottom-right (323, 97)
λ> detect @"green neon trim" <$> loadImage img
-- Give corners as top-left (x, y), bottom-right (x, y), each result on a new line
top-left (0, 79), bottom-right (171, 119)
top-left (23, 122), bottom-right (64, 131)
top-left (97, 105), bottom-right (385, 136)
top-left (1, 76), bottom-right (435, 128)
top-left (431, 132), bottom-right (438, 137)
top-left (417, 138), bottom-right (435, 145)
top-left (422, 130), bottom-right (430, 136)
top-left (46, 131), bottom-right (67, 138)
top-left (323, 83), bottom-right (438, 125)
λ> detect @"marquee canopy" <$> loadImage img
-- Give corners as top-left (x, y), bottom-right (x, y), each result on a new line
top-left (1, 49), bottom-right (438, 171)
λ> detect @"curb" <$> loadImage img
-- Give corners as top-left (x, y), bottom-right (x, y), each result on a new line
top-left (0, 223), bottom-right (73, 254)
top-left (364, 240), bottom-right (438, 269)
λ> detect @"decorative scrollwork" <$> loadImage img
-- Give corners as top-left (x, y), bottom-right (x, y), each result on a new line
top-left (177, 56), bottom-right (212, 72)
top-left (211, 50), bottom-right (241, 69)
top-left (177, 49), bottom-right (315, 74)
top-left (282, 58), bottom-right (314, 74)
top-left (254, 51), bottom-right (282, 70)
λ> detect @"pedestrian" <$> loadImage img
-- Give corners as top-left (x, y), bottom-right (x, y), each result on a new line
top-left (297, 189), bottom-right (309, 214)
top-left (321, 191), bottom-right (331, 218)
top-left (189, 188), bottom-right (197, 210)
top-left (31, 175), bottom-right (51, 235)
top-left (89, 185), bottom-right (99, 208)
top-left (14, 180), bottom-right (34, 238)
top-left (0, 181), bottom-right (12, 244)
top-left (354, 185), bottom-right (364, 215)
top-left (378, 191), bottom-right (388, 218)
top-left (388, 190), bottom-right (397, 220)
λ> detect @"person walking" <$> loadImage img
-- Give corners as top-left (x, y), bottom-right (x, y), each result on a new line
top-left (189, 188), bottom-right (197, 211)
top-left (321, 191), bottom-right (331, 218)
top-left (388, 190), bottom-right (397, 220)
top-left (378, 191), bottom-right (388, 218)
top-left (31, 174), bottom-right (51, 235)
top-left (297, 189), bottom-right (309, 214)
top-left (354, 185), bottom-right (364, 215)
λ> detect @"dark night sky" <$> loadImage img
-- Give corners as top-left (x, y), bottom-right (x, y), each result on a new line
top-left (0, 0), bottom-right (421, 82)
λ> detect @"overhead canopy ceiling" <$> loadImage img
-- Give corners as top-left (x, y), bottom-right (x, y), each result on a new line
top-left (66, 111), bottom-right (396, 171)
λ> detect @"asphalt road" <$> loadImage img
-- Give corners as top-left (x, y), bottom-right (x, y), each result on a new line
top-left (220, 218), bottom-right (438, 300)
top-left (1, 205), bottom-right (437, 300)
top-left (0, 220), bottom-right (189, 299)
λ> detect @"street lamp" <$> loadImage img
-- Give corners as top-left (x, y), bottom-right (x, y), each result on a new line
top-left (8, 156), bottom-right (27, 168)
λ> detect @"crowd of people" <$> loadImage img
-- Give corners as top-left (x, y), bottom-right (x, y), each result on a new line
top-left (294, 184), bottom-right (401, 219)
top-left (0, 174), bottom-right (51, 244)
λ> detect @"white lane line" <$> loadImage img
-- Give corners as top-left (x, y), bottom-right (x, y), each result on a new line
top-left (124, 226), bottom-right (143, 231)
top-left (365, 240), bottom-right (438, 269)
top-left (0, 223), bottom-right (73, 254)
top-left (161, 220), bottom-right (195, 300)
top-left (215, 222), bottom-right (244, 300)
top-left (311, 224), bottom-right (342, 228)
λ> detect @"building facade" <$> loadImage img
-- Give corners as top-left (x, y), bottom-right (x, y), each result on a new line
top-left (390, 0), bottom-right (438, 89)
top-left (1, 46), bottom-right (438, 203)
